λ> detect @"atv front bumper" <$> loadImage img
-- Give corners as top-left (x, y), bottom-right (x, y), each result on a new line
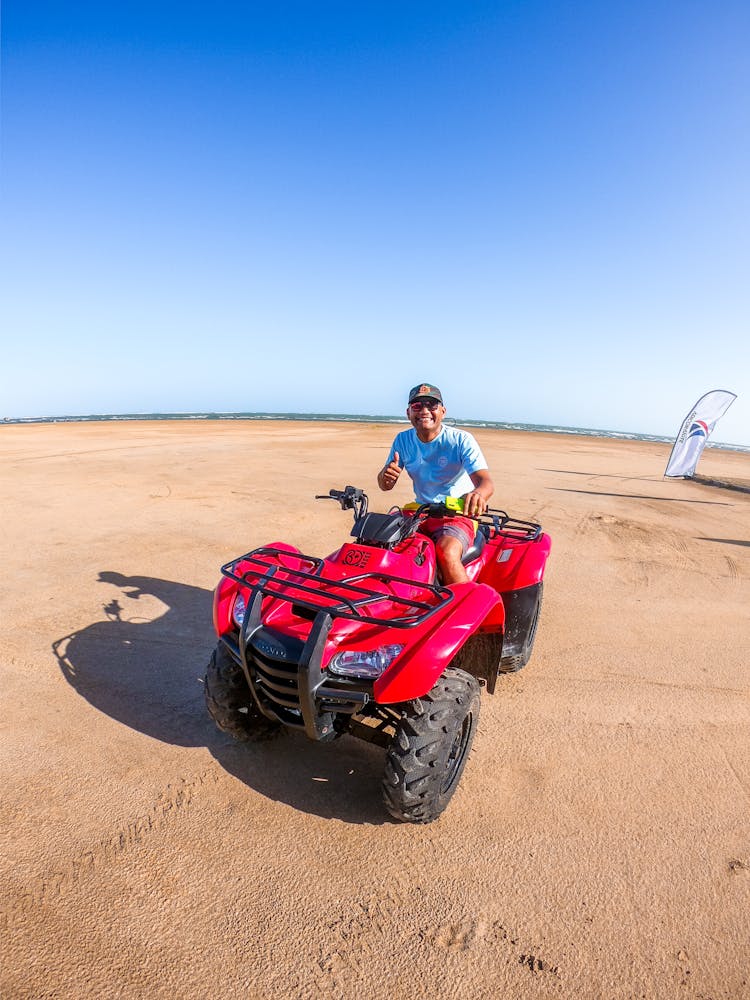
top-left (221, 614), bottom-right (372, 741)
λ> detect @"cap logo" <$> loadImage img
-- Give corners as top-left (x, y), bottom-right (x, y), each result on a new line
top-left (408, 382), bottom-right (443, 404)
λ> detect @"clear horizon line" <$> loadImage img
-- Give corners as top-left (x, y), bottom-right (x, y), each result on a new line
top-left (2, 410), bottom-right (748, 453)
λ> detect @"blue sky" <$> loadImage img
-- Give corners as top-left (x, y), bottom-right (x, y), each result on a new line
top-left (2, 2), bottom-right (749, 445)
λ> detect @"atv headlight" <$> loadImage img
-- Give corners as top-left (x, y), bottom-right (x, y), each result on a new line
top-left (327, 644), bottom-right (404, 679)
top-left (232, 593), bottom-right (246, 627)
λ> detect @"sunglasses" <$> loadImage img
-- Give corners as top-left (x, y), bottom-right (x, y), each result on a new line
top-left (410, 399), bottom-right (440, 411)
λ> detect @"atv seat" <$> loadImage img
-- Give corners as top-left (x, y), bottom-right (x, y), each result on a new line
top-left (461, 527), bottom-right (487, 566)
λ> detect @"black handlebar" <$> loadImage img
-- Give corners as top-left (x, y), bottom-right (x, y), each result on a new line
top-left (315, 485), bottom-right (369, 519)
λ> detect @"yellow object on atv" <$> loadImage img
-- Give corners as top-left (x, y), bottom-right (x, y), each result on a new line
top-left (402, 496), bottom-right (466, 514)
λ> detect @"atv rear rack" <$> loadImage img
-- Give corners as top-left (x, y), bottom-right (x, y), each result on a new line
top-left (222, 546), bottom-right (453, 628)
top-left (478, 509), bottom-right (542, 541)
top-left (398, 503), bottom-right (541, 541)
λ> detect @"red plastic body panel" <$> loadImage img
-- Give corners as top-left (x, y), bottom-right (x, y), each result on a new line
top-left (372, 582), bottom-right (501, 703)
top-left (213, 574), bottom-right (237, 636)
top-left (464, 531), bottom-right (551, 629)
top-left (325, 538), bottom-right (437, 586)
top-left (476, 532), bottom-right (551, 591)
top-left (212, 542), bottom-right (303, 636)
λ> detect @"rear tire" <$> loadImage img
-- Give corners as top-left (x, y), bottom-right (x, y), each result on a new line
top-left (204, 643), bottom-right (280, 742)
top-left (499, 583), bottom-right (543, 674)
top-left (382, 667), bottom-right (480, 823)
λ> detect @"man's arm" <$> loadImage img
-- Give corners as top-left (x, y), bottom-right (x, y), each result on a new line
top-left (378, 450), bottom-right (402, 491)
top-left (462, 469), bottom-right (494, 517)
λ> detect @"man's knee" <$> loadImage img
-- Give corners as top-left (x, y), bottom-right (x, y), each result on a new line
top-left (434, 535), bottom-right (467, 584)
top-left (435, 534), bottom-right (464, 565)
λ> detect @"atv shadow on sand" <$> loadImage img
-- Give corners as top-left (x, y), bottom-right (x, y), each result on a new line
top-left (53, 572), bottom-right (390, 824)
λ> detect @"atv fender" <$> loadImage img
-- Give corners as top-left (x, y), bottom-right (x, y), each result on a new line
top-left (478, 532), bottom-right (551, 593)
top-left (213, 542), bottom-right (302, 636)
top-left (374, 582), bottom-right (502, 704)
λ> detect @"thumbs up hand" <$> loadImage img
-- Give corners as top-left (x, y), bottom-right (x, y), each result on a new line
top-left (380, 451), bottom-right (402, 490)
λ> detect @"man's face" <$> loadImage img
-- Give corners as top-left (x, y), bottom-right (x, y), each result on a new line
top-left (407, 397), bottom-right (445, 436)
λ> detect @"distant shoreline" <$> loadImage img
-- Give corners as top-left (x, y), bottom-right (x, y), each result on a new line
top-left (2, 410), bottom-right (748, 453)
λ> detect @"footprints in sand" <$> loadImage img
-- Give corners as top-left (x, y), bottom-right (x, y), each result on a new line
top-left (490, 922), bottom-right (560, 977)
top-left (314, 906), bottom-right (560, 996)
top-left (314, 891), bottom-right (408, 994)
top-left (428, 915), bottom-right (489, 951)
top-left (676, 948), bottom-right (692, 988)
top-left (428, 917), bottom-right (560, 976)
top-left (518, 952), bottom-right (560, 975)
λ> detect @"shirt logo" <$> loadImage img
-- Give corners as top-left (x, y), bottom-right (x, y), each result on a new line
top-left (437, 455), bottom-right (448, 468)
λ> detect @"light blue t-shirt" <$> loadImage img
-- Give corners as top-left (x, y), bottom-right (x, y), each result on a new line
top-left (386, 426), bottom-right (488, 503)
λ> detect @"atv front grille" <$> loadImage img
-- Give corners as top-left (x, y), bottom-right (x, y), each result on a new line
top-left (248, 645), bottom-right (300, 711)
top-left (217, 619), bottom-right (375, 741)
top-left (247, 633), bottom-right (305, 727)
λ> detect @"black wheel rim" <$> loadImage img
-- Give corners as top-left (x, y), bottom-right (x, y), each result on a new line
top-left (440, 711), bottom-right (473, 795)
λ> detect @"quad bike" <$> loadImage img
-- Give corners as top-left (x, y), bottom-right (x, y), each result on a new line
top-left (206, 487), bottom-right (551, 823)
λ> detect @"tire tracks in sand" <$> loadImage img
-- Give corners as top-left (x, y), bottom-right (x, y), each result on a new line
top-left (575, 511), bottom-right (698, 590)
top-left (1, 770), bottom-right (219, 929)
top-left (724, 554), bottom-right (740, 583)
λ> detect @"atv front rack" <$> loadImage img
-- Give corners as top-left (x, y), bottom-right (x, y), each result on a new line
top-left (221, 546), bottom-right (453, 628)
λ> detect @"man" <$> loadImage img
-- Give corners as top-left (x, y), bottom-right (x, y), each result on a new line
top-left (377, 383), bottom-right (494, 584)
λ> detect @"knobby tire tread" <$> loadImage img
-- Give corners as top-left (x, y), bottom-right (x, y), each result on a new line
top-left (382, 667), bottom-right (480, 824)
top-left (204, 645), bottom-right (280, 742)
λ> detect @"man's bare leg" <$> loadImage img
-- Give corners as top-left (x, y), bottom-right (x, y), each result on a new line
top-left (435, 535), bottom-right (468, 585)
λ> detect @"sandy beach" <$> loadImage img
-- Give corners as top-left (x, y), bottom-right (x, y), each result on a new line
top-left (1, 419), bottom-right (748, 1000)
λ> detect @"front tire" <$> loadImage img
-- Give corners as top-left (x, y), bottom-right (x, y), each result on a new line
top-left (204, 643), bottom-right (280, 742)
top-left (382, 667), bottom-right (480, 823)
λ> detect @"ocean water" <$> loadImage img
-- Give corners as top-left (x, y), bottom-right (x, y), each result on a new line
top-left (2, 411), bottom-right (748, 453)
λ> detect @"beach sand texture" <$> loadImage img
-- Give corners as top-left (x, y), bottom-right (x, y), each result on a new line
top-left (1, 420), bottom-right (749, 1000)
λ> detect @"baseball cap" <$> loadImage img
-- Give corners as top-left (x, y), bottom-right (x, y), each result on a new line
top-left (408, 383), bottom-right (443, 405)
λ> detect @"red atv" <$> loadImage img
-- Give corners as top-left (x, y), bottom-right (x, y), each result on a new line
top-left (206, 486), bottom-right (551, 823)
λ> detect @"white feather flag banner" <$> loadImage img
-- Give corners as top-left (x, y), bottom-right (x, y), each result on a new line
top-left (664, 389), bottom-right (737, 478)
